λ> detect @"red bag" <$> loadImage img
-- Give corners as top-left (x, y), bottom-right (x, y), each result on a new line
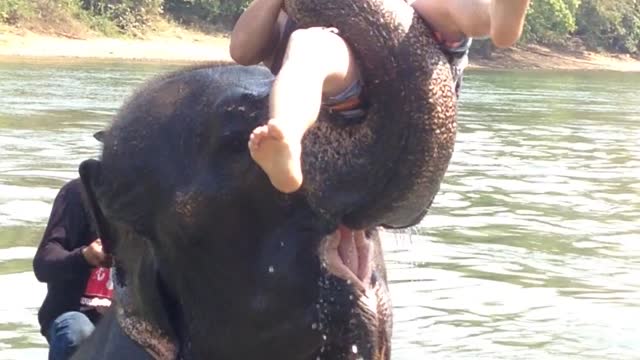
top-left (80, 267), bottom-right (113, 309)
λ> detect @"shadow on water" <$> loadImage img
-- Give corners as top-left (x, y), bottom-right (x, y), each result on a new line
top-left (0, 63), bottom-right (638, 359)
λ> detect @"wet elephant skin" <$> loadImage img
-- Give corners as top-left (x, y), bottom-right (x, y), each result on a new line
top-left (73, 64), bottom-right (392, 360)
top-left (72, 0), bottom-right (459, 356)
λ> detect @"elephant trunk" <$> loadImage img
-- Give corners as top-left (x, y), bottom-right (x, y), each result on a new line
top-left (290, 0), bottom-right (458, 229)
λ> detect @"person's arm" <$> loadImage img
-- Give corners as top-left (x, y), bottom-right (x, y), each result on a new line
top-left (412, 0), bottom-right (530, 48)
top-left (488, 0), bottom-right (530, 48)
top-left (229, 0), bottom-right (285, 65)
top-left (33, 182), bottom-right (92, 283)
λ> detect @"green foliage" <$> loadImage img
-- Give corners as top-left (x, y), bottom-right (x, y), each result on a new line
top-left (576, 0), bottom-right (640, 53)
top-left (0, 0), bottom-right (87, 32)
top-left (520, 0), bottom-right (640, 53)
top-left (81, 0), bottom-right (164, 33)
top-left (164, 0), bottom-right (251, 27)
top-left (1, 0), bottom-right (639, 54)
top-left (0, 0), bottom-right (36, 25)
top-left (522, 0), bottom-right (581, 43)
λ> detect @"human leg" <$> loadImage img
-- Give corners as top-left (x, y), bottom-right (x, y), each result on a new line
top-left (248, 27), bottom-right (360, 193)
top-left (48, 311), bottom-right (95, 360)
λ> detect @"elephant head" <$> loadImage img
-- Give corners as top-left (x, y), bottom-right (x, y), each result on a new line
top-left (75, 0), bottom-right (457, 359)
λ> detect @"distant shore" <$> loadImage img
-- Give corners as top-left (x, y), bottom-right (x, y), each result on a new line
top-left (0, 27), bottom-right (231, 64)
top-left (2, 27), bottom-right (640, 71)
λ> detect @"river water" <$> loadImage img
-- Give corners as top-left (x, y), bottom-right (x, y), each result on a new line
top-left (0, 61), bottom-right (638, 359)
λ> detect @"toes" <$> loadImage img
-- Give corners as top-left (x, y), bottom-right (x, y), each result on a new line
top-left (248, 134), bottom-right (259, 152)
top-left (249, 125), bottom-right (270, 151)
top-left (247, 122), bottom-right (304, 193)
top-left (266, 122), bottom-right (286, 141)
top-left (252, 125), bottom-right (270, 136)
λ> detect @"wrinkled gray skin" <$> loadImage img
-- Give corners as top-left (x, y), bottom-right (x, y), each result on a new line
top-left (74, 64), bottom-right (394, 360)
top-left (72, 0), bottom-right (458, 358)
top-left (286, 0), bottom-right (457, 229)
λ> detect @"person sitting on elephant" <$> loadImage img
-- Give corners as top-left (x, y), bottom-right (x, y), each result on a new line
top-left (33, 178), bottom-right (114, 360)
top-left (230, 0), bottom-right (530, 194)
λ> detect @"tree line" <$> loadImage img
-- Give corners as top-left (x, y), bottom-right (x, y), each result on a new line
top-left (525, 0), bottom-right (639, 54)
top-left (1, 0), bottom-right (639, 54)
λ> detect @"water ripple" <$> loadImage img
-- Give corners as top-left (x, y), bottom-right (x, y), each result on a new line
top-left (0, 64), bottom-right (639, 359)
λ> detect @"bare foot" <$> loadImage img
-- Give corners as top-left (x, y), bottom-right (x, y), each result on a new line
top-left (248, 120), bottom-right (303, 193)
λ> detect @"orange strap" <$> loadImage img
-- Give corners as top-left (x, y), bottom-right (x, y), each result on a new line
top-left (327, 96), bottom-right (362, 112)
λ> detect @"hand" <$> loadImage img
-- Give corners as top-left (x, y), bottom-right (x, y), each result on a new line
top-left (82, 239), bottom-right (113, 268)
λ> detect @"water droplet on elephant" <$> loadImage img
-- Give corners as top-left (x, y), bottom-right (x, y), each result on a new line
top-left (280, 241), bottom-right (284, 247)
top-left (268, 266), bottom-right (275, 273)
top-left (322, 334), bottom-right (327, 341)
top-left (351, 344), bottom-right (358, 354)
top-left (346, 279), bottom-right (352, 285)
top-left (311, 322), bottom-right (318, 330)
top-left (349, 295), bottom-right (354, 300)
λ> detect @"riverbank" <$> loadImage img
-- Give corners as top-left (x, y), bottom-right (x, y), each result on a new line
top-left (0, 26), bottom-right (232, 64)
top-left (2, 27), bottom-right (640, 71)
top-left (471, 43), bottom-right (640, 72)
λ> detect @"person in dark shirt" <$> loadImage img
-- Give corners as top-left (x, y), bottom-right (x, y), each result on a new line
top-left (33, 178), bottom-right (113, 360)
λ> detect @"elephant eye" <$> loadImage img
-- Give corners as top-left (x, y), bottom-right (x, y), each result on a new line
top-left (219, 131), bottom-right (249, 154)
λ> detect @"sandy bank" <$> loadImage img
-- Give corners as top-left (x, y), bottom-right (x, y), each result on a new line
top-left (1, 28), bottom-right (639, 71)
top-left (0, 29), bottom-right (231, 64)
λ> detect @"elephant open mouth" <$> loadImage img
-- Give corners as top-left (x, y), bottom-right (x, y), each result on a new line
top-left (320, 225), bottom-right (373, 294)
top-left (74, 47), bottom-right (454, 356)
top-left (74, 0), bottom-right (460, 349)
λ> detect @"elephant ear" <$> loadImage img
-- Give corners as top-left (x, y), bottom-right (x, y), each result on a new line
top-left (79, 159), bottom-right (116, 255)
top-left (79, 159), bottom-right (180, 352)
top-left (285, 0), bottom-right (458, 229)
top-left (93, 130), bottom-right (106, 143)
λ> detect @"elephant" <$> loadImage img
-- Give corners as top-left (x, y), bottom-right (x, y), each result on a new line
top-left (72, 0), bottom-right (457, 358)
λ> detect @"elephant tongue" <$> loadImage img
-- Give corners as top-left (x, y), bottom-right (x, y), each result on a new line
top-left (321, 225), bottom-right (372, 293)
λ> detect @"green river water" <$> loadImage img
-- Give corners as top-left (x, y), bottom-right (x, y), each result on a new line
top-left (0, 61), bottom-right (638, 359)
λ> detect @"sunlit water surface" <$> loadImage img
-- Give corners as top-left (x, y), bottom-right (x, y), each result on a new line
top-left (0, 61), bottom-right (638, 359)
